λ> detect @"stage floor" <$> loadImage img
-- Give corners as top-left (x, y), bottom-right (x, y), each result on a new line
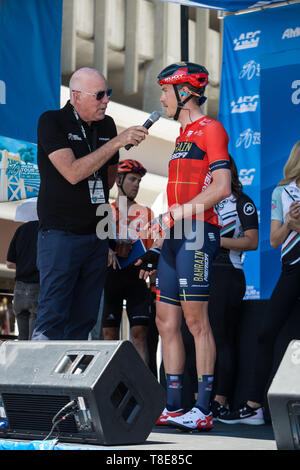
top-left (118, 421), bottom-right (277, 451)
top-left (49, 421), bottom-right (277, 451)
top-left (0, 422), bottom-right (277, 452)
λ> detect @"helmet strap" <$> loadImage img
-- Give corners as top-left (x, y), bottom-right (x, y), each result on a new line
top-left (118, 174), bottom-right (135, 202)
top-left (173, 85), bottom-right (193, 121)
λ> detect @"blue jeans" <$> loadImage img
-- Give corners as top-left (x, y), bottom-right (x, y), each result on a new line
top-left (32, 230), bottom-right (109, 340)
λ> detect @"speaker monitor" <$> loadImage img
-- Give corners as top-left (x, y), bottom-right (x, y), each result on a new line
top-left (268, 339), bottom-right (300, 450)
top-left (0, 340), bottom-right (165, 446)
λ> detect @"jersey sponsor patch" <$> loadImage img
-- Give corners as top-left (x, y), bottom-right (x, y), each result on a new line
top-left (68, 133), bottom-right (82, 141)
top-left (243, 202), bottom-right (255, 216)
top-left (170, 142), bottom-right (206, 162)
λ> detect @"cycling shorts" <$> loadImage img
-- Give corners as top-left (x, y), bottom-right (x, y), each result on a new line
top-left (102, 266), bottom-right (151, 328)
top-left (156, 220), bottom-right (220, 304)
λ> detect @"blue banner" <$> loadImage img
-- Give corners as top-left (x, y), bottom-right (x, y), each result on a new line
top-left (0, 136), bottom-right (39, 201)
top-left (160, 0), bottom-right (285, 12)
top-left (219, 3), bottom-right (300, 299)
top-left (0, 0), bottom-right (63, 201)
top-left (260, 49), bottom-right (300, 298)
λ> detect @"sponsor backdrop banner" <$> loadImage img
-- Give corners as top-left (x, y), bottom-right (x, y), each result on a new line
top-left (0, 0), bottom-right (63, 202)
top-left (219, 3), bottom-right (300, 299)
top-left (260, 49), bottom-right (300, 298)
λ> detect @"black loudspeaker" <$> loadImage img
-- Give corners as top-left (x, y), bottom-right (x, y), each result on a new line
top-left (268, 340), bottom-right (300, 450)
top-left (0, 340), bottom-right (165, 446)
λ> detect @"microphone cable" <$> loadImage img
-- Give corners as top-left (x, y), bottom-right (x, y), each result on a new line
top-left (43, 399), bottom-right (79, 442)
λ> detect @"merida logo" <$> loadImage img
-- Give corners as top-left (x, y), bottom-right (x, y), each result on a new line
top-left (0, 80), bottom-right (6, 104)
top-left (282, 27), bottom-right (300, 39)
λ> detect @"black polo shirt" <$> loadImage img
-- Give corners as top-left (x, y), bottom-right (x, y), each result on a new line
top-left (37, 100), bottom-right (119, 234)
top-left (7, 221), bottom-right (39, 283)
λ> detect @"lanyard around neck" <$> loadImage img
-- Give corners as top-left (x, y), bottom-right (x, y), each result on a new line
top-left (72, 106), bottom-right (100, 180)
top-left (72, 106), bottom-right (94, 153)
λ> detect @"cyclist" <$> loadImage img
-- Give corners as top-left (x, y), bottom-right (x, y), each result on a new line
top-left (138, 62), bottom-right (231, 431)
top-left (219, 141), bottom-right (300, 425)
top-left (102, 159), bottom-right (153, 363)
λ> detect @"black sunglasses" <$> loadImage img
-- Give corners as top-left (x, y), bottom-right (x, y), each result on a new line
top-left (72, 88), bottom-right (112, 100)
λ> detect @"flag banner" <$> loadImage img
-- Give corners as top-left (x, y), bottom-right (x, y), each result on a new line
top-left (160, 0), bottom-right (287, 12)
top-left (0, 136), bottom-right (38, 202)
top-left (0, 0), bottom-right (63, 201)
top-left (218, 2), bottom-right (300, 299)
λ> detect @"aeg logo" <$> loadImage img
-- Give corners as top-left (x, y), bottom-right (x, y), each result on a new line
top-left (239, 168), bottom-right (256, 186)
top-left (233, 31), bottom-right (261, 51)
top-left (231, 95), bottom-right (259, 114)
top-left (0, 80), bottom-right (6, 104)
top-left (291, 80), bottom-right (300, 105)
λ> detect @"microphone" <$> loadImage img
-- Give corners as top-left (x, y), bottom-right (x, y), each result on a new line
top-left (125, 110), bottom-right (161, 150)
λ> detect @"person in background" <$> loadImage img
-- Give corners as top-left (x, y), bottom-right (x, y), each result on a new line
top-left (208, 155), bottom-right (259, 420)
top-left (6, 221), bottom-right (39, 340)
top-left (219, 141), bottom-right (300, 425)
top-left (102, 159), bottom-right (154, 363)
top-left (31, 67), bottom-right (148, 341)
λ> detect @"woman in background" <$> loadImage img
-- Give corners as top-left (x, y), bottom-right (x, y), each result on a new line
top-left (208, 155), bottom-right (259, 420)
top-left (219, 141), bottom-right (300, 425)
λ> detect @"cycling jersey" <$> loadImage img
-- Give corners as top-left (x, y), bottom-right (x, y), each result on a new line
top-left (214, 193), bottom-right (258, 269)
top-left (111, 201), bottom-right (154, 250)
top-left (271, 181), bottom-right (300, 265)
top-left (103, 201), bottom-right (153, 328)
top-left (167, 116), bottom-right (230, 226)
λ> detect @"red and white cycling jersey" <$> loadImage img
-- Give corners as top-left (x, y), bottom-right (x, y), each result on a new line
top-left (111, 201), bottom-right (154, 250)
top-left (167, 116), bottom-right (230, 227)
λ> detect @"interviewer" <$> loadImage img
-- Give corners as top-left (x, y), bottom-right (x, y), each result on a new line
top-left (32, 67), bottom-right (148, 340)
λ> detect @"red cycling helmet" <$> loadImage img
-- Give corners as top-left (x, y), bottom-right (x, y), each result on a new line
top-left (117, 159), bottom-right (147, 177)
top-left (117, 160), bottom-right (147, 201)
top-left (157, 62), bottom-right (209, 120)
top-left (158, 62), bottom-right (209, 88)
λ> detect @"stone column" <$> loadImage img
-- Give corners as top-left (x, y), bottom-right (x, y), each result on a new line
top-left (94, 0), bottom-right (109, 76)
top-left (61, 0), bottom-right (77, 74)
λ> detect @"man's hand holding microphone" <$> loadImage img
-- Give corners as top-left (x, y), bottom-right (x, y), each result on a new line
top-left (118, 110), bottom-right (161, 151)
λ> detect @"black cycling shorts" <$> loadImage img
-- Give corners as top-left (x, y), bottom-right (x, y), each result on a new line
top-left (102, 265), bottom-right (151, 328)
top-left (156, 220), bottom-right (220, 304)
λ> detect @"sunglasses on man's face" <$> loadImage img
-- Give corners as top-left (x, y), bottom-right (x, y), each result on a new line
top-left (72, 88), bottom-right (112, 100)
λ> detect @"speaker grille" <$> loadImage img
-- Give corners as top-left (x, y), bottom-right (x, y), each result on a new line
top-left (2, 393), bottom-right (78, 434)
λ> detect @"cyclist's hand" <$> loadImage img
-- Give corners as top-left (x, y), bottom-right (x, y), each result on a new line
top-left (150, 211), bottom-right (175, 239)
top-left (107, 249), bottom-right (117, 269)
top-left (289, 201), bottom-right (300, 219)
top-left (135, 248), bottom-right (161, 280)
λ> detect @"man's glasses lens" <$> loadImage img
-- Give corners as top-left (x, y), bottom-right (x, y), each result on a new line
top-left (96, 89), bottom-right (112, 100)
